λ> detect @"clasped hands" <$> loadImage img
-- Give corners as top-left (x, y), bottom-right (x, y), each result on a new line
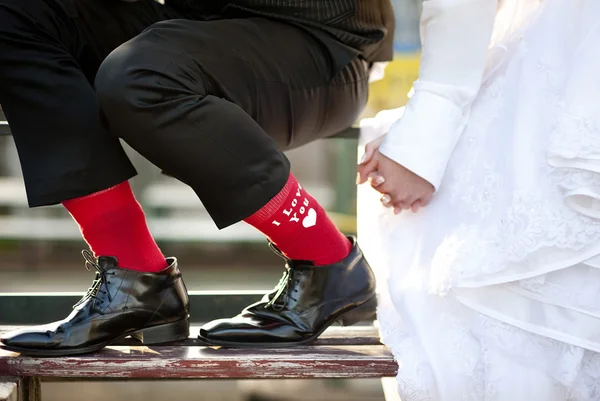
top-left (357, 136), bottom-right (435, 214)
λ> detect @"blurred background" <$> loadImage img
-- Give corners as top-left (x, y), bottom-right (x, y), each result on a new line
top-left (0, 0), bottom-right (421, 400)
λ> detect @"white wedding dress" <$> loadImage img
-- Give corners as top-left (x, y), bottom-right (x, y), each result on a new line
top-left (358, 0), bottom-right (600, 400)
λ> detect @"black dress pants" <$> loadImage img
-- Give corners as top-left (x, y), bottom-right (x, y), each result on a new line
top-left (96, 18), bottom-right (369, 228)
top-left (0, 0), bottom-right (183, 206)
top-left (1, 0), bottom-right (369, 228)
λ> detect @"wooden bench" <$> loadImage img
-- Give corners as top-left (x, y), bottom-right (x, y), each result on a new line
top-left (0, 292), bottom-right (397, 400)
top-left (0, 326), bottom-right (397, 401)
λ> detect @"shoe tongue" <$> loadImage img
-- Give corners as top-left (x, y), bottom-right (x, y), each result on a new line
top-left (96, 256), bottom-right (119, 270)
top-left (268, 242), bottom-right (315, 268)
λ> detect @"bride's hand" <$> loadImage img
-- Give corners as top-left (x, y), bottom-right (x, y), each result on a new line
top-left (357, 136), bottom-right (387, 191)
top-left (358, 138), bottom-right (434, 213)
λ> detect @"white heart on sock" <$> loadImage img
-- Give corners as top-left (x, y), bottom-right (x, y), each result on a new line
top-left (302, 208), bottom-right (317, 228)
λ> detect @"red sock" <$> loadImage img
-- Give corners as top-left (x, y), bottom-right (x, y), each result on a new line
top-left (244, 174), bottom-right (351, 266)
top-left (62, 182), bottom-right (168, 272)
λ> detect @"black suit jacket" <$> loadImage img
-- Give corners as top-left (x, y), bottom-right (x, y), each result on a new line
top-left (167, 0), bottom-right (395, 63)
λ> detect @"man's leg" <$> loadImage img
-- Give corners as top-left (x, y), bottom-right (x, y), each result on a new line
top-left (96, 18), bottom-right (376, 347)
top-left (96, 18), bottom-right (368, 257)
top-left (0, 0), bottom-right (189, 356)
top-left (0, 0), bottom-right (138, 204)
top-left (0, 0), bottom-right (178, 270)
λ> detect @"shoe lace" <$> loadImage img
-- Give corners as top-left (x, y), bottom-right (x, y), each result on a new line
top-left (72, 250), bottom-right (116, 312)
top-left (265, 267), bottom-right (302, 311)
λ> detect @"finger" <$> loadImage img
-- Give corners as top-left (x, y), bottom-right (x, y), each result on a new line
top-left (357, 157), bottom-right (379, 185)
top-left (411, 200), bottom-right (421, 213)
top-left (392, 199), bottom-right (409, 214)
top-left (380, 194), bottom-right (393, 208)
top-left (398, 194), bottom-right (418, 208)
top-left (393, 197), bottom-right (419, 214)
top-left (397, 202), bottom-right (412, 213)
top-left (420, 193), bottom-right (433, 208)
top-left (390, 193), bottom-right (409, 207)
top-left (370, 179), bottom-right (394, 196)
top-left (368, 172), bottom-right (386, 187)
top-left (359, 143), bottom-right (377, 165)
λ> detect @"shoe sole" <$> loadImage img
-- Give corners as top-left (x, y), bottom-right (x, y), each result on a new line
top-left (0, 316), bottom-right (190, 357)
top-left (196, 295), bottom-right (377, 348)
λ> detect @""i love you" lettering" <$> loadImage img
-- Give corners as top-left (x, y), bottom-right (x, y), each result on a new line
top-left (272, 184), bottom-right (310, 227)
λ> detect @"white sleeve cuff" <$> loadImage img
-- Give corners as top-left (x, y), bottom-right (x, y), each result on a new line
top-left (378, 90), bottom-right (467, 190)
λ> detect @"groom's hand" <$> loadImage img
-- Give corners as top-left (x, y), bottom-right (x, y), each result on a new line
top-left (358, 144), bottom-right (434, 213)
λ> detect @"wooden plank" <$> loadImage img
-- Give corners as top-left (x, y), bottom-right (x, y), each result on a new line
top-left (0, 179), bottom-right (28, 207)
top-left (0, 344), bottom-right (396, 379)
top-left (0, 326), bottom-right (382, 347)
top-left (142, 182), bottom-right (334, 210)
top-left (21, 378), bottom-right (40, 401)
top-left (0, 216), bottom-right (265, 242)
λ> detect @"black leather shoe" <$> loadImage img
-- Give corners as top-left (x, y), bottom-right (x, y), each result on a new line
top-left (0, 250), bottom-right (190, 356)
top-left (198, 236), bottom-right (376, 348)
